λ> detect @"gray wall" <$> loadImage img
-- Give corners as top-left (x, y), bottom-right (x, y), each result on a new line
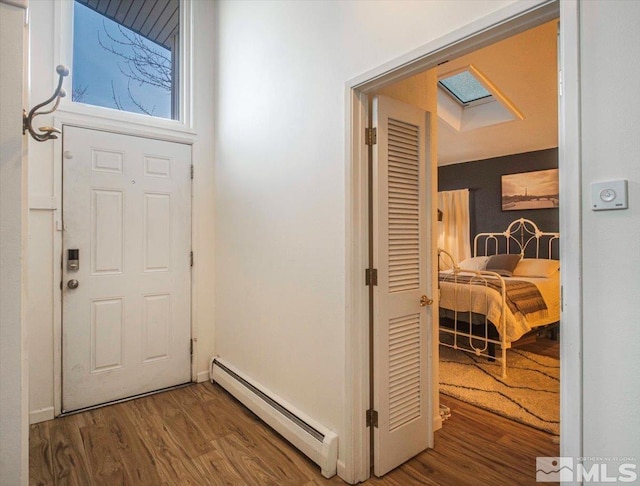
top-left (438, 148), bottom-right (559, 246)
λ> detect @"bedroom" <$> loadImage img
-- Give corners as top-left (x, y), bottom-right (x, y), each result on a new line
top-left (374, 17), bottom-right (561, 447)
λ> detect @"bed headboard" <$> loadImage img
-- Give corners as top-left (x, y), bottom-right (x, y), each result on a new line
top-left (474, 218), bottom-right (559, 259)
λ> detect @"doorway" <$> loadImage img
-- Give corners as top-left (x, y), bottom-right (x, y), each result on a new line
top-left (61, 126), bottom-right (192, 412)
top-left (345, 0), bottom-right (581, 481)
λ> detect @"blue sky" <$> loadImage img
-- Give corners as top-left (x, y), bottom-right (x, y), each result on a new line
top-left (72, 1), bottom-right (172, 119)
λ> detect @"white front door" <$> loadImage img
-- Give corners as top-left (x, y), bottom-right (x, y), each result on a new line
top-left (62, 126), bottom-right (192, 412)
top-left (372, 95), bottom-right (433, 476)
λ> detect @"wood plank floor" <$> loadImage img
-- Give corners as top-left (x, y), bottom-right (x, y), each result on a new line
top-left (30, 379), bottom-right (558, 486)
top-left (517, 336), bottom-right (560, 359)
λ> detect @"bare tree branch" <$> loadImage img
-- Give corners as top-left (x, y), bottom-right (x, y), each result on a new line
top-left (72, 84), bottom-right (88, 103)
top-left (99, 21), bottom-right (171, 115)
top-left (111, 80), bottom-right (124, 111)
top-left (126, 79), bottom-right (156, 116)
top-left (98, 22), bottom-right (171, 92)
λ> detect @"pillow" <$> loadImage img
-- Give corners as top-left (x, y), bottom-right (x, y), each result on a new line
top-left (513, 258), bottom-right (560, 278)
top-left (485, 254), bottom-right (522, 277)
top-left (458, 256), bottom-right (490, 271)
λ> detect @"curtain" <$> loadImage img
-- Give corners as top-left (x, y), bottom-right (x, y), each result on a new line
top-left (437, 189), bottom-right (471, 268)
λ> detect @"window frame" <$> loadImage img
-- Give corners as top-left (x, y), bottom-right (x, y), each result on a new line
top-left (54, 0), bottom-right (193, 132)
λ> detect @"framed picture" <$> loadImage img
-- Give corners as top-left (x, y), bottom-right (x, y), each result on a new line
top-left (501, 169), bottom-right (559, 211)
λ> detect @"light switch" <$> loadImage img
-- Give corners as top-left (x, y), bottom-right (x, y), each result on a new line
top-left (591, 180), bottom-right (628, 211)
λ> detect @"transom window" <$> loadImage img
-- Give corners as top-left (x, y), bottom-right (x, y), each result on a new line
top-left (72, 0), bottom-right (179, 120)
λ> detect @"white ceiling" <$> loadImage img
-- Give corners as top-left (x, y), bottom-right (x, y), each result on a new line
top-left (437, 19), bottom-right (558, 166)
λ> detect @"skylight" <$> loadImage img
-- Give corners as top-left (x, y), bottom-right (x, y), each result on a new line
top-left (439, 70), bottom-right (492, 105)
top-left (437, 66), bottom-right (523, 133)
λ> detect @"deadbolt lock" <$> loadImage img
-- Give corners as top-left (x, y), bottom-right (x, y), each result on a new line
top-left (420, 295), bottom-right (433, 307)
top-left (67, 249), bottom-right (79, 271)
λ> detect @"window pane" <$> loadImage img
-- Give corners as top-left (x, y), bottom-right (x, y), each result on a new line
top-left (439, 71), bottom-right (491, 105)
top-left (72, 0), bottom-right (179, 120)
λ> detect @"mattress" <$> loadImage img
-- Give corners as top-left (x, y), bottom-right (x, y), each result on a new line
top-left (438, 271), bottom-right (560, 342)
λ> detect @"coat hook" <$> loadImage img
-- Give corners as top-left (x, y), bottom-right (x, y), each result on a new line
top-left (23, 64), bottom-right (69, 142)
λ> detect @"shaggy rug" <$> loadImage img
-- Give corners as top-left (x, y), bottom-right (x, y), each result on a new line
top-left (439, 345), bottom-right (560, 435)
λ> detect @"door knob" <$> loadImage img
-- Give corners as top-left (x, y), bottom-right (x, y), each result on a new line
top-left (420, 295), bottom-right (433, 306)
top-left (67, 279), bottom-right (79, 289)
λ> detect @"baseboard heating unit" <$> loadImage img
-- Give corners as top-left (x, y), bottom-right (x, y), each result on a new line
top-left (210, 357), bottom-right (338, 478)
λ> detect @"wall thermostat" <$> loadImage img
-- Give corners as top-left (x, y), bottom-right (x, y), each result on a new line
top-left (591, 179), bottom-right (628, 211)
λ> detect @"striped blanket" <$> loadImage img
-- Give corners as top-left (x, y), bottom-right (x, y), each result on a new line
top-left (438, 273), bottom-right (547, 316)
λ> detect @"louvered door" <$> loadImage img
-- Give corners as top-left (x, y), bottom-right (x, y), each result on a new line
top-left (372, 95), bottom-right (432, 476)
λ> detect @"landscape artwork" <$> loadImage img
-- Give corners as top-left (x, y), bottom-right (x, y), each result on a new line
top-left (501, 169), bottom-right (559, 211)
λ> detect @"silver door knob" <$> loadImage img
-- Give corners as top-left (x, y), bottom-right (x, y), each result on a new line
top-left (67, 279), bottom-right (79, 289)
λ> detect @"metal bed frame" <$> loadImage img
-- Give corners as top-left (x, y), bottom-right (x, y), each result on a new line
top-left (438, 218), bottom-right (559, 378)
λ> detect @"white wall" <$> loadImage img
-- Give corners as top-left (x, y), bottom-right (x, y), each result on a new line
top-left (25, 0), bottom-right (56, 422)
top-left (26, 0), bottom-right (216, 420)
top-left (580, 0), bottom-right (640, 462)
top-left (216, 0), bottom-right (640, 477)
top-left (0, 1), bottom-right (28, 483)
top-left (214, 0), bottom-right (519, 472)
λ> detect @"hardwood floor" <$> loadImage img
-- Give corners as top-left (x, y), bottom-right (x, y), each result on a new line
top-left (517, 336), bottom-right (560, 359)
top-left (30, 380), bottom-right (558, 486)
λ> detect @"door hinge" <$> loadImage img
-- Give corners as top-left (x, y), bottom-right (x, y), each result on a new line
top-left (190, 251), bottom-right (194, 267)
top-left (191, 165), bottom-right (194, 180)
top-left (365, 127), bottom-right (377, 146)
top-left (366, 409), bottom-right (378, 428)
top-left (190, 339), bottom-right (194, 357)
top-left (365, 268), bottom-right (378, 286)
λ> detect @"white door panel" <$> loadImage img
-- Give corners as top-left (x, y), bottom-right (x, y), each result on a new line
top-left (62, 127), bottom-right (191, 412)
top-left (372, 96), bottom-right (433, 476)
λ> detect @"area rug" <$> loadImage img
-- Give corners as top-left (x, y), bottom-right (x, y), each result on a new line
top-left (439, 345), bottom-right (559, 435)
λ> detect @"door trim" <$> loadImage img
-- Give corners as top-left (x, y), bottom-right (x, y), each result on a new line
top-left (344, 0), bottom-right (581, 482)
top-left (52, 120), bottom-right (196, 417)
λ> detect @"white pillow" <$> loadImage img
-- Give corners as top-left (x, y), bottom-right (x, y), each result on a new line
top-left (513, 258), bottom-right (560, 278)
top-left (458, 256), bottom-right (490, 271)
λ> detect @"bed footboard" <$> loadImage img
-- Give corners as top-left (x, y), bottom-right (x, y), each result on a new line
top-left (438, 265), bottom-right (509, 378)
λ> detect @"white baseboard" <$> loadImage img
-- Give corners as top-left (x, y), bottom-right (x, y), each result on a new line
top-left (196, 370), bottom-right (210, 383)
top-left (30, 406), bottom-right (54, 424)
top-left (211, 358), bottom-right (338, 478)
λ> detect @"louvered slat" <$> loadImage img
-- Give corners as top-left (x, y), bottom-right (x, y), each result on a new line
top-left (388, 314), bottom-right (421, 431)
top-left (388, 118), bottom-right (420, 293)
